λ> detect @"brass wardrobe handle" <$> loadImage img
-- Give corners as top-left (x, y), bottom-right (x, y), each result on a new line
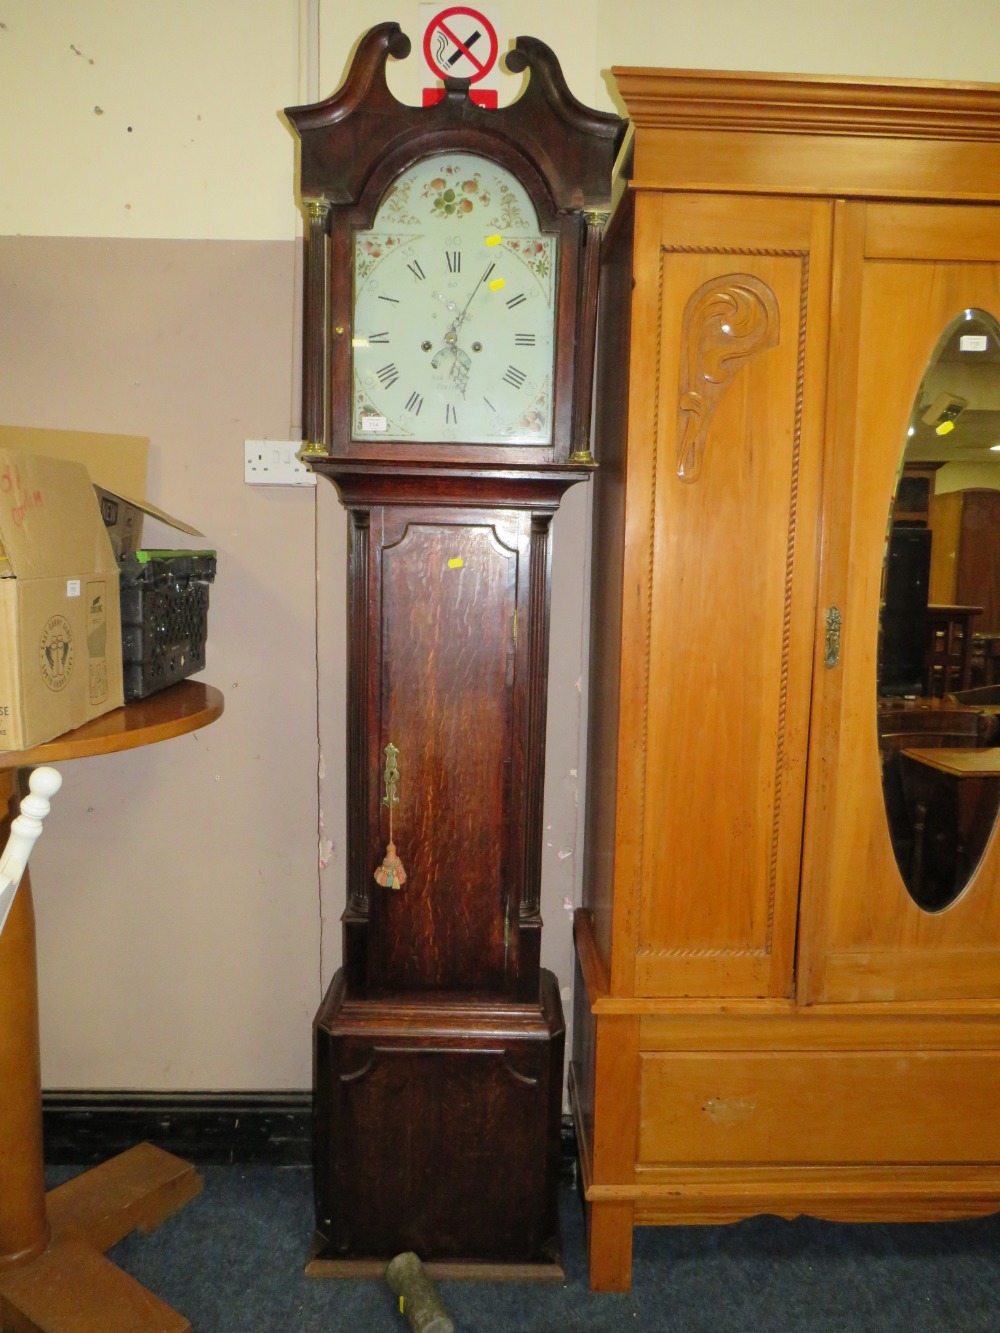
top-left (825, 606), bottom-right (842, 669)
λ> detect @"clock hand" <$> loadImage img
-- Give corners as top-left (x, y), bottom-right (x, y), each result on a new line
top-left (431, 265), bottom-right (492, 395)
top-left (446, 262), bottom-right (492, 340)
top-left (449, 347), bottom-right (471, 393)
top-left (430, 286), bottom-right (476, 388)
top-left (430, 334), bottom-right (471, 395)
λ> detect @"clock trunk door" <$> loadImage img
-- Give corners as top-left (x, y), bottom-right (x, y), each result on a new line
top-left (368, 508), bottom-right (520, 991)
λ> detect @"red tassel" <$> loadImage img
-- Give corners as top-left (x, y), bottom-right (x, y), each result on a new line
top-left (374, 841), bottom-right (407, 891)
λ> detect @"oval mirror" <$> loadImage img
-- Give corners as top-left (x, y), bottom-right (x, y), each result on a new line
top-left (878, 309), bottom-right (1000, 911)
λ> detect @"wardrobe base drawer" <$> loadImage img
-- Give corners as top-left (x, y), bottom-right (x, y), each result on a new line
top-left (639, 1048), bottom-right (1000, 1165)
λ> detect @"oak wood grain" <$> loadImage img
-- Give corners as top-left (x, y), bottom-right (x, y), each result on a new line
top-left (373, 518), bottom-right (516, 990)
top-left (312, 969), bottom-right (565, 1267)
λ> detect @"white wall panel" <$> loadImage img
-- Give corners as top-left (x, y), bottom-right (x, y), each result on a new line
top-left (0, 0), bottom-right (300, 240)
top-left (597, 0), bottom-right (1000, 83)
top-left (7, 0), bottom-right (1000, 1089)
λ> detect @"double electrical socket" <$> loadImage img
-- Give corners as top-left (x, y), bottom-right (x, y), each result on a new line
top-left (244, 440), bottom-right (317, 487)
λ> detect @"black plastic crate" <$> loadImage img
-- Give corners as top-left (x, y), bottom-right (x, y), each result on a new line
top-left (118, 550), bottom-right (217, 701)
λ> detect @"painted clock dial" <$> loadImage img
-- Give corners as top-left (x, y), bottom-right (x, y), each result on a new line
top-left (352, 153), bottom-right (557, 445)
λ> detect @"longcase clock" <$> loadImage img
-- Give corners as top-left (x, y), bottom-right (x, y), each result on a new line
top-left (285, 25), bottom-right (624, 1272)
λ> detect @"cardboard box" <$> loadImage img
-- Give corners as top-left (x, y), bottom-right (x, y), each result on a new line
top-left (93, 485), bottom-right (202, 559)
top-left (0, 449), bottom-right (124, 750)
top-left (0, 426), bottom-right (201, 557)
top-left (0, 424), bottom-right (148, 497)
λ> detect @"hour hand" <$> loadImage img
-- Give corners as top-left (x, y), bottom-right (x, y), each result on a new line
top-left (429, 342), bottom-right (471, 394)
top-left (449, 346), bottom-right (471, 378)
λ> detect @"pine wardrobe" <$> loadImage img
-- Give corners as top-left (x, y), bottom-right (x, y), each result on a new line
top-left (573, 68), bottom-right (1000, 1291)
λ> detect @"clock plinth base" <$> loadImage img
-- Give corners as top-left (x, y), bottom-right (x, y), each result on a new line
top-left (304, 1251), bottom-right (565, 1282)
top-left (311, 969), bottom-right (565, 1272)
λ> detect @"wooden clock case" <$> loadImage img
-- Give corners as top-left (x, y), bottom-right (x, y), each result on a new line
top-left (285, 26), bottom-right (623, 1273)
top-left (574, 66), bottom-right (1000, 1291)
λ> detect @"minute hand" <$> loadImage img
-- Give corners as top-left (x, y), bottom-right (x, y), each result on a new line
top-left (448, 263), bottom-right (492, 336)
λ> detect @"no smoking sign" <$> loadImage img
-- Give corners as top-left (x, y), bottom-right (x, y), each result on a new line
top-left (421, 4), bottom-right (501, 107)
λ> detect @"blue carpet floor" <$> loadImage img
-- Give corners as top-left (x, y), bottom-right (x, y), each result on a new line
top-left (46, 1165), bottom-right (1000, 1331)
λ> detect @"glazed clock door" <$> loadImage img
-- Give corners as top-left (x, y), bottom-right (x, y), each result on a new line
top-left (365, 505), bottom-right (524, 992)
top-left (799, 201), bottom-right (1000, 1005)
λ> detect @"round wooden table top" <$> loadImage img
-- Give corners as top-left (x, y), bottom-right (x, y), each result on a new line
top-left (0, 681), bottom-right (224, 771)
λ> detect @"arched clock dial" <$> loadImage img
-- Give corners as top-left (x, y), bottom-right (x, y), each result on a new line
top-left (351, 153), bottom-right (557, 445)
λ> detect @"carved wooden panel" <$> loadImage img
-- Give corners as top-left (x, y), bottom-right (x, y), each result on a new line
top-left (676, 274), bottom-right (780, 482)
top-left (630, 193), bottom-right (831, 999)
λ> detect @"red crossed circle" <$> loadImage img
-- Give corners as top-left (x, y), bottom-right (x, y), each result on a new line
top-left (423, 7), bottom-right (499, 86)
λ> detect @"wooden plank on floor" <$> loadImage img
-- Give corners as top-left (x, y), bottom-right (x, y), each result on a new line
top-left (0, 1234), bottom-right (190, 1332)
top-left (46, 1143), bottom-right (202, 1253)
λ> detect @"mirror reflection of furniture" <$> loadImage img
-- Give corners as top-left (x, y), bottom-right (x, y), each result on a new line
top-left (930, 487), bottom-right (1000, 689)
top-left (973, 632), bottom-right (1000, 687)
top-left (901, 746), bottom-right (1000, 910)
top-left (929, 488), bottom-right (1000, 631)
top-left (879, 525), bottom-right (932, 696)
top-left (877, 697), bottom-right (988, 900)
top-left (0, 682), bottom-right (222, 1333)
top-left (894, 462), bottom-right (943, 524)
top-left (924, 604), bottom-right (982, 695)
top-left (878, 309), bottom-right (1000, 906)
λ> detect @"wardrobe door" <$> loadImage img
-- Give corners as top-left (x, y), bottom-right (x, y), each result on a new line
top-left (800, 202), bottom-right (1000, 1004)
top-left (616, 192), bottom-right (831, 999)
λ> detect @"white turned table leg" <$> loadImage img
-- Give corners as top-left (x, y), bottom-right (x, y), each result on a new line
top-left (0, 766), bottom-right (62, 940)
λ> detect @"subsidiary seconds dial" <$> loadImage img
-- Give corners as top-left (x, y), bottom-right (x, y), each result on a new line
top-left (352, 153), bottom-right (557, 445)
